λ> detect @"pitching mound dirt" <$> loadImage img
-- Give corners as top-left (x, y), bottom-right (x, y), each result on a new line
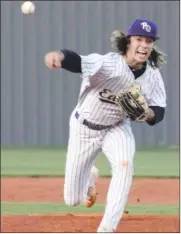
top-left (1, 214), bottom-right (179, 232)
top-left (1, 177), bottom-right (179, 204)
top-left (1, 177), bottom-right (179, 232)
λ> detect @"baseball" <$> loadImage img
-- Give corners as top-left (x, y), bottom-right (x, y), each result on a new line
top-left (21, 1), bottom-right (35, 15)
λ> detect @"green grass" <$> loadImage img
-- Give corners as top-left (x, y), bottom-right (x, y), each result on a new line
top-left (1, 202), bottom-right (179, 215)
top-left (1, 147), bottom-right (179, 177)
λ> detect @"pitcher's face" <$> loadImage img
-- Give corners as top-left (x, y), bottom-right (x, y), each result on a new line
top-left (126, 36), bottom-right (154, 63)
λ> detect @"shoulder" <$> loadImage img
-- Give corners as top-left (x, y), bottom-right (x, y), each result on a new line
top-left (102, 52), bottom-right (121, 61)
top-left (146, 64), bottom-right (163, 81)
top-left (80, 53), bottom-right (103, 61)
top-left (102, 53), bottom-right (123, 70)
top-left (80, 52), bottom-right (121, 70)
top-left (81, 52), bottom-right (120, 60)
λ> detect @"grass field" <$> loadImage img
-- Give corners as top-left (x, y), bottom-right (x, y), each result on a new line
top-left (1, 147), bottom-right (180, 219)
top-left (1, 147), bottom-right (180, 177)
top-left (1, 202), bottom-right (179, 215)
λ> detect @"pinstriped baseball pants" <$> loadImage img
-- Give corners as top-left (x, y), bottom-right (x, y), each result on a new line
top-left (64, 112), bottom-right (135, 232)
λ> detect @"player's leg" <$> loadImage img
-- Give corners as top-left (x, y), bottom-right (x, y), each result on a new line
top-left (64, 113), bottom-right (101, 207)
top-left (83, 164), bottom-right (99, 208)
top-left (97, 120), bottom-right (135, 232)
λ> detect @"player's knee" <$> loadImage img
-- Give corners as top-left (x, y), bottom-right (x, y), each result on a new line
top-left (113, 160), bottom-right (134, 174)
top-left (64, 193), bottom-right (80, 207)
top-left (120, 160), bottom-right (132, 168)
top-left (63, 184), bottom-right (80, 207)
top-left (120, 160), bottom-right (133, 168)
top-left (64, 197), bottom-right (80, 207)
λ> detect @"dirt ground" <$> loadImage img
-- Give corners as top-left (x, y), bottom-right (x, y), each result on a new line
top-left (1, 177), bottom-right (180, 232)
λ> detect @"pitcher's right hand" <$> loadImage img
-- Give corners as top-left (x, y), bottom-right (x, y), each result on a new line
top-left (44, 51), bottom-right (65, 69)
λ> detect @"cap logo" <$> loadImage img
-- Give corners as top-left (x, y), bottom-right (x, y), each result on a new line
top-left (141, 22), bottom-right (151, 32)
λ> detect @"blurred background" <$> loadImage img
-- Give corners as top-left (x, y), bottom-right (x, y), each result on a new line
top-left (1, 3), bottom-right (179, 223)
top-left (1, 1), bottom-right (180, 148)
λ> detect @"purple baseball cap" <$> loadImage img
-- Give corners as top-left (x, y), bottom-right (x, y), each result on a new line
top-left (126, 18), bottom-right (160, 40)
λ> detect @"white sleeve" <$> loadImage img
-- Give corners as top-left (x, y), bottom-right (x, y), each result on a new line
top-left (148, 70), bottom-right (167, 107)
top-left (80, 53), bottom-right (104, 80)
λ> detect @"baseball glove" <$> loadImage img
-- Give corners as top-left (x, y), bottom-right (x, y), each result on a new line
top-left (116, 84), bottom-right (149, 121)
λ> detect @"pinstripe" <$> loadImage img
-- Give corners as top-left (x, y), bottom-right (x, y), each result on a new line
top-left (64, 116), bottom-right (77, 204)
top-left (82, 124), bottom-right (91, 198)
top-left (69, 118), bottom-right (76, 205)
top-left (75, 121), bottom-right (84, 203)
top-left (85, 126), bottom-right (95, 190)
top-left (76, 120), bottom-right (85, 201)
top-left (111, 124), bottom-right (134, 228)
top-left (90, 78), bottom-right (122, 123)
top-left (148, 79), bottom-right (157, 97)
top-left (64, 117), bottom-right (83, 205)
top-left (75, 120), bottom-right (85, 203)
top-left (111, 127), bottom-right (126, 218)
top-left (100, 122), bottom-right (135, 230)
top-left (82, 53), bottom-right (129, 125)
top-left (149, 79), bottom-right (166, 106)
top-left (101, 79), bottom-right (119, 124)
top-left (79, 53), bottom-right (166, 126)
top-left (64, 115), bottom-right (105, 206)
top-left (83, 147), bottom-right (101, 200)
top-left (82, 125), bottom-right (91, 200)
top-left (65, 51), bottom-right (166, 231)
top-left (82, 126), bottom-right (90, 200)
top-left (101, 133), bottom-right (120, 227)
top-left (101, 132), bottom-right (115, 167)
top-left (111, 129), bottom-right (125, 221)
top-left (71, 117), bottom-right (81, 204)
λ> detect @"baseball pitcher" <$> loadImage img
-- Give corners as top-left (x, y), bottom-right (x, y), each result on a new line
top-left (44, 18), bottom-right (167, 232)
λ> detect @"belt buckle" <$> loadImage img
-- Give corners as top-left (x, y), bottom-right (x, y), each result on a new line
top-left (75, 111), bottom-right (85, 124)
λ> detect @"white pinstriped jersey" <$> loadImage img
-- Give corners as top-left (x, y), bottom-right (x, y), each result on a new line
top-left (75, 52), bottom-right (166, 126)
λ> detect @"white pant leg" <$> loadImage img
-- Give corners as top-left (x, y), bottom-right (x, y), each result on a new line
top-left (64, 113), bottom-right (102, 207)
top-left (98, 120), bottom-right (135, 232)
